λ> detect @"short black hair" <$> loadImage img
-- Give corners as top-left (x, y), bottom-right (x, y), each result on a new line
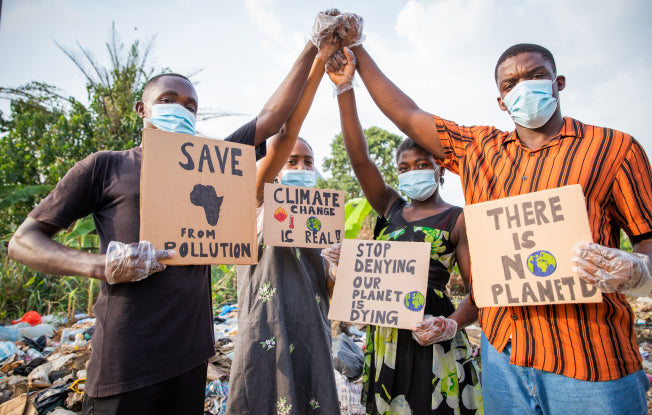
top-left (395, 137), bottom-right (428, 163)
top-left (142, 73), bottom-right (192, 99)
top-left (494, 43), bottom-right (556, 81)
top-left (297, 137), bottom-right (313, 152)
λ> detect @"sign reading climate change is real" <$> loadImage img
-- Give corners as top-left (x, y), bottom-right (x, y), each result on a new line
top-left (329, 239), bottom-right (430, 329)
top-left (464, 184), bottom-right (602, 308)
top-left (140, 129), bottom-right (257, 265)
top-left (263, 183), bottom-right (344, 248)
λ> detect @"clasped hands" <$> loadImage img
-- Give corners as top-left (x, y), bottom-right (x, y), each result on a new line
top-left (309, 10), bottom-right (363, 95)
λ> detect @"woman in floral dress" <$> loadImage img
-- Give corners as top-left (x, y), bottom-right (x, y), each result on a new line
top-left (327, 47), bottom-right (483, 414)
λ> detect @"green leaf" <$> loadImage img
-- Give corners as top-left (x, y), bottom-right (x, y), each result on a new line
top-left (345, 198), bottom-right (372, 239)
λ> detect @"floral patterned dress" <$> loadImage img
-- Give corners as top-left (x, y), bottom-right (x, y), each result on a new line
top-left (226, 210), bottom-right (340, 415)
top-left (361, 198), bottom-right (483, 415)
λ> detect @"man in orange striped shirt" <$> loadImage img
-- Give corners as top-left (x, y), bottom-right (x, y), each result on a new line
top-left (349, 42), bottom-right (652, 414)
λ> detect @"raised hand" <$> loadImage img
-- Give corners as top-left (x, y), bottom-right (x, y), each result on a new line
top-left (309, 9), bottom-right (343, 51)
top-left (326, 47), bottom-right (357, 95)
top-left (105, 240), bottom-right (175, 284)
top-left (336, 13), bottom-right (364, 47)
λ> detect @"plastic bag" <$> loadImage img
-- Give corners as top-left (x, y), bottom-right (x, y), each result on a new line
top-left (332, 333), bottom-right (364, 380)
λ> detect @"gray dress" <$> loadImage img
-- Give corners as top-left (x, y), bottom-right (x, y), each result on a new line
top-left (227, 219), bottom-right (340, 414)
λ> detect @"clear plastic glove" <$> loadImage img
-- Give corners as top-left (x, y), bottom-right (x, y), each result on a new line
top-left (410, 315), bottom-right (458, 346)
top-left (336, 13), bottom-right (365, 47)
top-left (308, 9), bottom-right (343, 50)
top-left (321, 242), bottom-right (342, 281)
top-left (326, 47), bottom-right (357, 96)
top-left (105, 240), bottom-right (175, 284)
top-left (17, 323), bottom-right (55, 340)
top-left (571, 241), bottom-right (652, 297)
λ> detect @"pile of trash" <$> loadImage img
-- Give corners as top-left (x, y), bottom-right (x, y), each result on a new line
top-left (5, 296), bottom-right (649, 414)
top-left (0, 312), bottom-right (93, 415)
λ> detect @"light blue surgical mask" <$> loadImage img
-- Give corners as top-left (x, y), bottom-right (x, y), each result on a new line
top-left (502, 79), bottom-right (558, 129)
top-left (147, 103), bottom-right (196, 135)
top-left (398, 169), bottom-right (439, 201)
top-left (280, 169), bottom-right (316, 188)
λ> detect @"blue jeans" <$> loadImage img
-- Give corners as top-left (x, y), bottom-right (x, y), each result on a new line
top-left (481, 333), bottom-right (649, 415)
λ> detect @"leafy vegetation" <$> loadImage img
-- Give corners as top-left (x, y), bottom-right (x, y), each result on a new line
top-left (319, 126), bottom-right (402, 200)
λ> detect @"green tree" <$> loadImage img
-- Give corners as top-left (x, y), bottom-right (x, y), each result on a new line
top-left (319, 126), bottom-right (403, 200)
top-left (0, 25), bottom-right (158, 319)
top-left (0, 24), bottom-right (155, 241)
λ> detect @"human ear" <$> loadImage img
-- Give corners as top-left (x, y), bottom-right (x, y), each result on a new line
top-left (497, 96), bottom-right (508, 112)
top-left (135, 101), bottom-right (146, 119)
top-left (555, 75), bottom-right (566, 92)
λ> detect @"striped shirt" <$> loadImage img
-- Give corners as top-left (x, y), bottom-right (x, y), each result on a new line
top-left (436, 116), bottom-right (652, 381)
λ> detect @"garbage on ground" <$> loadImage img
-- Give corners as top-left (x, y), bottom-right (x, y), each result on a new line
top-left (2, 294), bottom-right (650, 413)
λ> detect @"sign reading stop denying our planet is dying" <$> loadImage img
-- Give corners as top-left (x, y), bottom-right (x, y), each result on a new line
top-left (328, 239), bottom-right (430, 329)
top-left (263, 183), bottom-right (344, 248)
top-left (464, 184), bottom-right (602, 308)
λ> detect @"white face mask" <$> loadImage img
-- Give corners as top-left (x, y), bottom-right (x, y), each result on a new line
top-left (398, 169), bottom-right (439, 201)
top-left (280, 169), bottom-right (316, 188)
top-left (502, 79), bottom-right (558, 129)
top-left (147, 103), bottom-right (196, 135)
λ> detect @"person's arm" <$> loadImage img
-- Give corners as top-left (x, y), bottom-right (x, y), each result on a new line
top-left (8, 218), bottom-right (173, 284)
top-left (255, 44), bottom-right (337, 204)
top-left (329, 47), bottom-right (400, 217)
top-left (410, 212), bottom-right (478, 346)
top-left (445, 213), bottom-right (478, 329)
top-left (351, 45), bottom-right (445, 160)
top-left (253, 12), bottom-right (341, 147)
top-left (9, 218), bottom-right (106, 280)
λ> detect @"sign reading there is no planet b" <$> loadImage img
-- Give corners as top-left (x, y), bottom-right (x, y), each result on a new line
top-left (463, 184), bottom-right (602, 308)
top-left (140, 128), bottom-right (257, 265)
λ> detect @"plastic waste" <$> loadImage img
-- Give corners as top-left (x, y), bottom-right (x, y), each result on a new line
top-left (0, 341), bottom-right (18, 361)
top-left (12, 311), bottom-right (42, 326)
top-left (332, 333), bottom-right (364, 380)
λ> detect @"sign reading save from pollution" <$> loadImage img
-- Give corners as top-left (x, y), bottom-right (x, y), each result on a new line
top-left (140, 128), bottom-right (257, 265)
top-left (464, 184), bottom-right (602, 308)
top-left (329, 239), bottom-right (430, 329)
top-left (263, 183), bottom-right (345, 248)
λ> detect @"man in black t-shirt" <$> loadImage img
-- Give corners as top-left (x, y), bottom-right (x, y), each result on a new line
top-left (8, 18), bottom-right (343, 414)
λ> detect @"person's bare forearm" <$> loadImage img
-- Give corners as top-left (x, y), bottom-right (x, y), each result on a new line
top-left (352, 45), bottom-right (444, 159)
top-left (446, 295), bottom-right (478, 330)
top-left (8, 218), bottom-right (106, 280)
top-left (254, 42), bottom-right (318, 146)
top-left (255, 54), bottom-right (328, 202)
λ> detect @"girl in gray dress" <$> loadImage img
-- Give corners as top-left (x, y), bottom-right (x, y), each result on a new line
top-left (226, 40), bottom-right (341, 415)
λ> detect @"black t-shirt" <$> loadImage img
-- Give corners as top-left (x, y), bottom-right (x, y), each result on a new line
top-left (30, 120), bottom-right (262, 397)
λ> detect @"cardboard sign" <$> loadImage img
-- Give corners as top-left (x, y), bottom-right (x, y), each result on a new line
top-left (263, 183), bottom-right (344, 248)
top-left (464, 185), bottom-right (602, 307)
top-left (328, 239), bottom-right (430, 329)
top-left (140, 128), bottom-right (257, 265)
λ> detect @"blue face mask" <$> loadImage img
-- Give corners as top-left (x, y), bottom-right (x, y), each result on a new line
top-left (502, 79), bottom-right (558, 129)
top-left (398, 169), bottom-right (439, 201)
top-left (147, 103), bottom-right (196, 135)
top-left (280, 169), bottom-right (316, 188)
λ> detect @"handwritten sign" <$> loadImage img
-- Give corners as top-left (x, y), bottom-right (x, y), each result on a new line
top-left (464, 185), bottom-right (601, 307)
top-left (140, 128), bottom-right (257, 265)
top-left (329, 239), bottom-right (430, 329)
top-left (263, 183), bottom-right (344, 248)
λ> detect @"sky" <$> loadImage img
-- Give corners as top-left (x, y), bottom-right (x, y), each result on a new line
top-left (1, 0), bottom-right (651, 207)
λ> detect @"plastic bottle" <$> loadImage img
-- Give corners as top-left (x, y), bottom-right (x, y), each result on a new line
top-left (60, 328), bottom-right (71, 345)
top-left (73, 333), bottom-right (85, 349)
